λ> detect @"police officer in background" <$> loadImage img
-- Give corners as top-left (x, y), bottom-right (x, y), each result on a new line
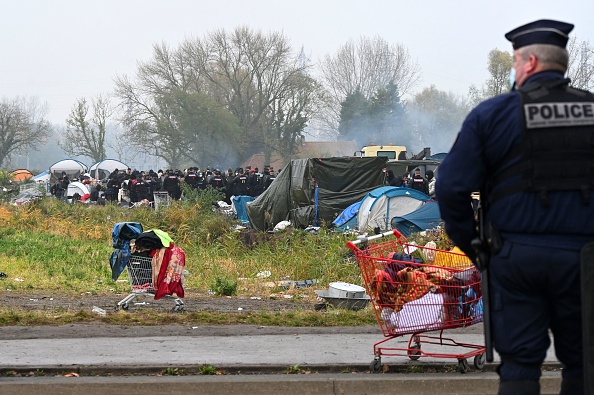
top-left (436, 20), bottom-right (590, 395)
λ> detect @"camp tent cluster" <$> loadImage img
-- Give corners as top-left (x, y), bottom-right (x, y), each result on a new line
top-left (47, 158), bottom-right (129, 183)
top-left (245, 157), bottom-right (442, 236)
top-left (12, 155), bottom-right (442, 236)
top-left (9, 158), bottom-right (129, 203)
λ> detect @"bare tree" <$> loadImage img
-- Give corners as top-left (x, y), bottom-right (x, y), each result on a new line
top-left (115, 26), bottom-right (317, 168)
top-left (0, 97), bottom-right (51, 168)
top-left (567, 37), bottom-right (594, 91)
top-left (468, 48), bottom-right (513, 106)
top-left (317, 36), bottom-right (421, 134)
top-left (60, 96), bottom-right (111, 163)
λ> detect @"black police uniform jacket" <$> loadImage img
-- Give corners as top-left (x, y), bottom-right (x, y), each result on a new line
top-left (436, 71), bottom-right (594, 258)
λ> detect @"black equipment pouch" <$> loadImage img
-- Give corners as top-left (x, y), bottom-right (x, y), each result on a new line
top-left (580, 242), bottom-right (594, 394)
top-left (486, 222), bottom-right (502, 255)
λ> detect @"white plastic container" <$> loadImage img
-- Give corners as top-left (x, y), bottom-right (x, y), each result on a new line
top-left (328, 282), bottom-right (366, 299)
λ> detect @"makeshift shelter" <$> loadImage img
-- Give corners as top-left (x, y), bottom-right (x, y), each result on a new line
top-left (9, 169), bottom-right (34, 182)
top-left (246, 157), bottom-right (387, 231)
top-left (49, 159), bottom-right (87, 182)
top-left (390, 200), bottom-right (442, 237)
top-left (357, 186), bottom-right (431, 232)
top-left (89, 159), bottom-right (128, 181)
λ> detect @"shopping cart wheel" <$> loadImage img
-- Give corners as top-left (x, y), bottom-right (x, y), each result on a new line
top-left (473, 353), bottom-right (486, 370)
top-left (458, 358), bottom-right (470, 374)
top-left (120, 303), bottom-right (129, 311)
top-left (370, 358), bottom-right (382, 373)
top-left (172, 304), bottom-right (184, 313)
top-left (407, 344), bottom-right (422, 361)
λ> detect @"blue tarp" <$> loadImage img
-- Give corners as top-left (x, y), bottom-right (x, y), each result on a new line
top-left (390, 201), bottom-right (441, 237)
top-left (232, 195), bottom-right (255, 223)
top-left (109, 222), bottom-right (143, 281)
top-left (333, 201), bottom-right (361, 228)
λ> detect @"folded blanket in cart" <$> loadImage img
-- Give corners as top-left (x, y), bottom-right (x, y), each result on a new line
top-left (381, 292), bottom-right (445, 334)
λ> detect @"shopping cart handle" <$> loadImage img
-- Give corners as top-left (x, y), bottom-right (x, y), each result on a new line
top-left (347, 229), bottom-right (403, 250)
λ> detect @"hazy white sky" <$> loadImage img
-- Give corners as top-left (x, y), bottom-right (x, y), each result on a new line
top-left (1, 0), bottom-right (594, 125)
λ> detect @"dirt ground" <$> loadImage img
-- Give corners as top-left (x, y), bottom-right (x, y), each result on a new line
top-left (0, 290), bottom-right (388, 340)
top-left (0, 290), bottom-right (316, 314)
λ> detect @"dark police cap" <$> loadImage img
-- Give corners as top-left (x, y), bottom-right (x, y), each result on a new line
top-left (505, 19), bottom-right (574, 50)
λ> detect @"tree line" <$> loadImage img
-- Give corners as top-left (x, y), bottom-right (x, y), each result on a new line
top-left (1, 27), bottom-right (593, 171)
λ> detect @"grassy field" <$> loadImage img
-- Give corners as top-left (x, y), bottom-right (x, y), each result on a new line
top-left (0, 187), bottom-right (452, 326)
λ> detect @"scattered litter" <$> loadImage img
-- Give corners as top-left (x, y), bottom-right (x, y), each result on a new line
top-left (116, 280), bottom-right (128, 283)
top-left (283, 295), bottom-right (293, 299)
top-left (314, 282), bottom-right (370, 310)
top-left (250, 297), bottom-right (262, 300)
top-left (192, 326), bottom-right (199, 329)
top-left (0, 272), bottom-right (7, 278)
top-left (64, 372), bottom-right (80, 377)
top-left (134, 302), bottom-right (149, 306)
top-left (304, 226), bottom-right (320, 234)
top-left (256, 270), bottom-right (271, 279)
top-left (29, 299), bottom-right (38, 302)
top-left (280, 279), bottom-right (318, 290)
top-left (14, 278), bottom-right (24, 282)
top-left (49, 298), bottom-right (53, 301)
top-left (273, 220), bottom-right (292, 232)
top-left (237, 307), bottom-right (243, 311)
top-left (91, 306), bottom-right (106, 316)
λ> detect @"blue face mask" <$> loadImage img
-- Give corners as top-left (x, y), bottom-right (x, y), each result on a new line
top-left (509, 67), bottom-right (516, 91)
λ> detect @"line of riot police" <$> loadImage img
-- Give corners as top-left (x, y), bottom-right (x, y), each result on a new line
top-left (102, 165), bottom-right (276, 206)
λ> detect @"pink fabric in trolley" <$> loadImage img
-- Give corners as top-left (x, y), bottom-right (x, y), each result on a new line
top-left (151, 244), bottom-right (185, 299)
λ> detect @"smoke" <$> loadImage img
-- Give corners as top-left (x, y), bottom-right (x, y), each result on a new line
top-left (339, 107), bottom-right (463, 156)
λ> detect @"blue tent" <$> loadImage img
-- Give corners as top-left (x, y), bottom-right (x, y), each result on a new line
top-left (357, 186), bottom-right (431, 231)
top-left (332, 201), bottom-right (361, 231)
top-left (390, 201), bottom-right (442, 237)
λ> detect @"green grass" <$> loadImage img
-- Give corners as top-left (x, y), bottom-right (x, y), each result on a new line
top-left (0, 191), bottom-right (452, 326)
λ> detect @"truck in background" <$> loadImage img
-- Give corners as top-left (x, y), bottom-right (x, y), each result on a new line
top-left (354, 144), bottom-right (408, 160)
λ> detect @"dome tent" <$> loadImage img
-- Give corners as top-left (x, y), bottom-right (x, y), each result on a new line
top-left (357, 186), bottom-right (431, 232)
top-left (89, 159), bottom-right (128, 181)
top-left (9, 169), bottom-right (34, 182)
top-left (49, 159), bottom-right (88, 182)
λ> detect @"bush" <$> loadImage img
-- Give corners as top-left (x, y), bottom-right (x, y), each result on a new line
top-left (210, 277), bottom-right (238, 296)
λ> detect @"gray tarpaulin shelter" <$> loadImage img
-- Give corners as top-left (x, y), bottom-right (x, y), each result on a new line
top-left (246, 157), bottom-right (387, 231)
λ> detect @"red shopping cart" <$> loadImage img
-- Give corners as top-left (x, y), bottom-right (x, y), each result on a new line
top-left (347, 229), bottom-right (486, 373)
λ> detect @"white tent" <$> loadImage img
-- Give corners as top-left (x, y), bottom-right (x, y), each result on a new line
top-left (32, 170), bottom-right (50, 183)
top-left (49, 159), bottom-right (88, 182)
top-left (67, 181), bottom-right (91, 202)
top-left (89, 159), bottom-right (128, 180)
top-left (357, 186), bottom-right (431, 232)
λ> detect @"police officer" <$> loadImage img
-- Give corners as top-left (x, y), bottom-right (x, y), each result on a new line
top-left (436, 20), bottom-right (589, 394)
top-left (409, 168), bottom-right (429, 195)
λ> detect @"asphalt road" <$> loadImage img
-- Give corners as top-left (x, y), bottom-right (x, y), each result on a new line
top-left (0, 324), bottom-right (562, 394)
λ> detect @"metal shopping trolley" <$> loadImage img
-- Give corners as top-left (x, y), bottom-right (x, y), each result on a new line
top-left (153, 191), bottom-right (171, 210)
top-left (347, 229), bottom-right (485, 373)
top-left (116, 254), bottom-right (184, 312)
